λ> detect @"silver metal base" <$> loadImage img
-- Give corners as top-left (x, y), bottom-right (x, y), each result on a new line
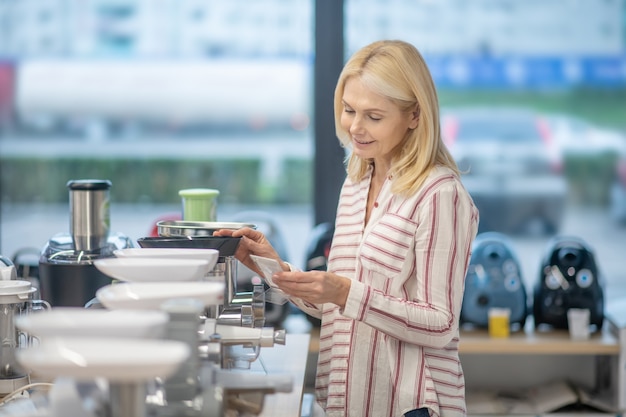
top-left (0, 374), bottom-right (30, 396)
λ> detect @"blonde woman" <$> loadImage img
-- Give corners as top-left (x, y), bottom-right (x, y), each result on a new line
top-left (216, 40), bottom-right (479, 417)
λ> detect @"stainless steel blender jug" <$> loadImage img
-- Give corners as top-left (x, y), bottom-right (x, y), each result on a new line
top-left (68, 179), bottom-right (111, 252)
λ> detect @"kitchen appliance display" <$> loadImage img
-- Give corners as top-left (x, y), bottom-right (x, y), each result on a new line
top-left (4, 189), bottom-right (296, 416)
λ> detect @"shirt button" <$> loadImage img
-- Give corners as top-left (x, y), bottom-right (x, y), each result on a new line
top-left (374, 202), bottom-right (379, 208)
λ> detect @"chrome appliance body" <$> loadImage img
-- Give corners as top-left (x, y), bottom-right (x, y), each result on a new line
top-left (0, 279), bottom-right (49, 395)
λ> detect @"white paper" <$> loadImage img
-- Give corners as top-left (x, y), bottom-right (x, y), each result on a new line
top-left (249, 255), bottom-right (288, 305)
top-left (249, 255), bottom-right (283, 289)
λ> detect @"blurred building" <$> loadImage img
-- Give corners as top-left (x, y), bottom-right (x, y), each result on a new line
top-left (0, 0), bottom-right (624, 59)
top-left (0, 0), bottom-right (312, 58)
top-left (0, 0), bottom-right (624, 135)
top-left (346, 0), bottom-right (625, 56)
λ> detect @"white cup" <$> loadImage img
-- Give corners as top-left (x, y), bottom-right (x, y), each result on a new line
top-left (567, 308), bottom-right (591, 340)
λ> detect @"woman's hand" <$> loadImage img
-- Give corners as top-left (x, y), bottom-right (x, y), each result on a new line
top-left (273, 270), bottom-right (351, 309)
top-left (212, 227), bottom-right (287, 274)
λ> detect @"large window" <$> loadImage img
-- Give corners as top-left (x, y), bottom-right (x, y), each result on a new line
top-left (345, 0), bottom-right (626, 303)
top-left (0, 0), bottom-right (315, 268)
top-left (1, 0), bottom-right (625, 303)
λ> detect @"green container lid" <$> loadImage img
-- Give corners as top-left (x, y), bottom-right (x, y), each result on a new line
top-left (178, 188), bottom-right (220, 199)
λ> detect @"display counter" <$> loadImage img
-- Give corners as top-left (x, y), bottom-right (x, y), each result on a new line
top-left (253, 333), bottom-right (311, 417)
top-left (460, 324), bottom-right (619, 355)
top-left (460, 313), bottom-right (625, 416)
top-left (306, 312), bottom-right (626, 415)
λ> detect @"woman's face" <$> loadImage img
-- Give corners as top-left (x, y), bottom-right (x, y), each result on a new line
top-left (340, 76), bottom-right (418, 169)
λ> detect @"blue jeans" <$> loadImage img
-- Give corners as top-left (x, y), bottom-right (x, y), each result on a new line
top-left (404, 408), bottom-right (430, 417)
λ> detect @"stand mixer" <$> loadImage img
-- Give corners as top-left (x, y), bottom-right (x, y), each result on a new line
top-left (137, 220), bottom-right (268, 329)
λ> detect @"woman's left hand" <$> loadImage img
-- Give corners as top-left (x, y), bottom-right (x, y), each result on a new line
top-left (273, 270), bottom-right (351, 309)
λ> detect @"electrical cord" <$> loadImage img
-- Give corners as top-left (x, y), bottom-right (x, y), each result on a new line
top-left (0, 382), bottom-right (54, 406)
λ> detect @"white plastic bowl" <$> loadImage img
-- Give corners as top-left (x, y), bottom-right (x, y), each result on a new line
top-left (16, 307), bottom-right (169, 339)
top-left (94, 257), bottom-right (213, 282)
top-left (114, 248), bottom-right (219, 269)
top-left (96, 281), bottom-right (225, 310)
top-left (17, 337), bottom-right (189, 382)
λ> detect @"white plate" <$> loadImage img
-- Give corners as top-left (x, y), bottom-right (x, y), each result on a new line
top-left (17, 337), bottom-right (189, 382)
top-left (16, 308), bottom-right (169, 339)
top-left (93, 257), bottom-right (212, 282)
top-left (96, 281), bottom-right (225, 310)
top-left (114, 248), bottom-right (218, 268)
top-left (0, 280), bottom-right (33, 294)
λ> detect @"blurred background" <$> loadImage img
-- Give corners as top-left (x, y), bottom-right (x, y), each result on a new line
top-left (0, 0), bottom-right (625, 316)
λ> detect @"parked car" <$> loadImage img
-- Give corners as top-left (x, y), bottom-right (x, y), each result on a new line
top-left (441, 107), bottom-right (567, 235)
top-left (545, 113), bottom-right (626, 156)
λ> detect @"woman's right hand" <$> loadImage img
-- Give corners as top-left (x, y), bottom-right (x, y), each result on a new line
top-left (212, 227), bottom-right (287, 274)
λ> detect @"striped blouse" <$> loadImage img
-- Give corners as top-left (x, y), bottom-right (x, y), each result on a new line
top-left (292, 165), bottom-right (479, 417)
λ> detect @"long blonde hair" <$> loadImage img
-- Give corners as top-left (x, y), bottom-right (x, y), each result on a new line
top-left (334, 40), bottom-right (458, 196)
